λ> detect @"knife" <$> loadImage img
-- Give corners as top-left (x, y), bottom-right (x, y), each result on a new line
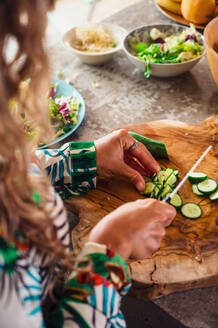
top-left (163, 145), bottom-right (212, 203)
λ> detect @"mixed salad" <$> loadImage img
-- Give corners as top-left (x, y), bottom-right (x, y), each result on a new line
top-left (10, 81), bottom-right (81, 145)
top-left (129, 24), bottom-right (204, 78)
top-left (48, 83), bottom-right (81, 137)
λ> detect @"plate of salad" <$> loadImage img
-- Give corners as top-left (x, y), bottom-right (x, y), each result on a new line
top-left (123, 24), bottom-right (205, 78)
top-left (40, 78), bottom-right (85, 148)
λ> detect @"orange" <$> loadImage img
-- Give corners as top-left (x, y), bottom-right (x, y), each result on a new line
top-left (181, 0), bottom-right (216, 24)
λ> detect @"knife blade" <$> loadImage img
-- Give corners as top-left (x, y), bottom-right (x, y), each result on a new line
top-left (163, 145), bottom-right (212, 203)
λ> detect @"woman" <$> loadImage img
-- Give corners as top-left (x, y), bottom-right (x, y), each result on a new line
top-left (0, 1), bottom-right (176, 327)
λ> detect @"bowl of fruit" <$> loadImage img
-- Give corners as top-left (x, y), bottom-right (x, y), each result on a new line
top-left (155, 0), bottom-right (218, 29)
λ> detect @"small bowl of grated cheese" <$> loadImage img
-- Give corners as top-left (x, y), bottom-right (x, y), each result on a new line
top-left (63, 23), bottom-right (127, 65)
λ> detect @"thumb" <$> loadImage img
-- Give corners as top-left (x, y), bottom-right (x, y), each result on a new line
top-left (120, 162), bottom-right (145, 191)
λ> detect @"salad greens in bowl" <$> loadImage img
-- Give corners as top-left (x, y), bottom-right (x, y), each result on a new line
top-left (41, 78), bottom-right (85, 148)
top-left (123, 24), bottom-right (205, 78)
top-left (12, 78), bottom-right (85, 148)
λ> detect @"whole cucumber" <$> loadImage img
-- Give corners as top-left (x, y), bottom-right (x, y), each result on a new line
top-left (128, 131), bottom-right (169, 159)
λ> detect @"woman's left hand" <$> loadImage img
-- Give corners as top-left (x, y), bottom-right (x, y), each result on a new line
top-left (94, 129), bottom-right (160, 192)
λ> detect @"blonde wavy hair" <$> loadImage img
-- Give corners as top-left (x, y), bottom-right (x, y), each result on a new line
top-left (0, 0), bottom-right (75, 271)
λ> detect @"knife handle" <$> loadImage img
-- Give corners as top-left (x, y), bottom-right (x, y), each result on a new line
top-left (163, 196), bottom-right (171, 203)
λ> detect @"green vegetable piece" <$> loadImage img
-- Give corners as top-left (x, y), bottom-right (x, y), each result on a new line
top-left (192, 184), bottom-right (204, 196)
top-left (155, 170), bottom-right (166, 185)
top-left (143, 182), bottom-right (156, 196)
top-left (197, 178), bottom-right (217, 195)
top-left (144, 59), bottom-right (151, 78)
top-left (128, 132), bottom-right (169, 159)
top-left (188, 172), bottom-right (207, 184)
top-left (164, 168), bottom-right (174, 180)
top-left (161, 184), bottom-right (173, 199)
top-left (151, 185), bottom-right (161, 198)
top-left (209, 189), bottom-right (218, 201)
top-left (136, 42), bottom-right (148, 52)
top-left (180, 202), bottom-right (202, 219)
top-left (169, 193), bottom-right (183, 209)
top-left (174, 170), bottom-right (179, 176)
top-left (166, 173), bottom-right (177, 187)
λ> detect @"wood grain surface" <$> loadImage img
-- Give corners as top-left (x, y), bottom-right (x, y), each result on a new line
top-left (65, 116), bottom-right (218, 300)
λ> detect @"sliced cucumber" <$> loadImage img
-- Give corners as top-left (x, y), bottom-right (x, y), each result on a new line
top-left (168, 193), bottom-right (183, 209)
top-left (164, 168), bottom-right (174, 181)
top-left (159, 170), bottom-right (166, 184)
top-left (161, 185), bottom-right (173, 199)
top-left (188, 172), bottom-right (207, 184)
top-left (209, 190), bottom-right (218, 201)
top-left (143, 182), bottom-right (156, 196)
top-left (153, 170), bottom-right (165, 185)
top-left (181, 203), bottom-right (202, 219)
top-left (197, 178), bottom-right (217, 195)
top-left (128, 132), bottom-right (169, 159)
top-left (151, 185), bottom-right (161, 199)
top-left (142, 167), bottom-right (182, 205)
top-left (166, 173), bottom-right (177, 187)
top-left (192, 184), bottom-right (204, 196)
top-left (174, 170), bottom-right (179, 177)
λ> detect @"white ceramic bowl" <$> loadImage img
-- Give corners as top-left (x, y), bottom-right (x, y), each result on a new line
top-left (63, 23), bottom-right (127, 65)
top-left (123, 24), bottom-right (205, 77)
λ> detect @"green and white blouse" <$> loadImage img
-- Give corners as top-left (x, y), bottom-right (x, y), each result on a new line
top-left (0, 142), bottom-right (131, 328)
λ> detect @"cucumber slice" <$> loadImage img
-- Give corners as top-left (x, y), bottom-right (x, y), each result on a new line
top-left (188, 172), bottom-right (207, 184)
top-left (159, 170), bottom-right (166, 185)
top-left (197, 178), bottom-right (217, 195)
top-left (166, 173), bottom-right (177, 187)
top-left (181, 203), bottom-right (202, 219)
top-left (174, 170), bottom-right (179, 176)
top-left (151, 185), bottom-right (161, 198)
top-left (143, 182), bottom-right (156, 195)
top-left (209, 190), bottom-right (218, 201)
top-left (192, 184), bottom-right (204, 196)
top-left (168, 193), bottom-right (183, 209)
top-left (164, 168), bottom-right (174, 181)
top-left (128, 132), bottom-right (169, 159)
top-left (161, 185), bottom-right (173, 199)
top-left (153, 170), bottom-right (166, 185)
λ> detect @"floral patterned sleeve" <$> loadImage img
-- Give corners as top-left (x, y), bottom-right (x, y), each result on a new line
top-left (35, 142), bottom-right (97, 199)
top-left (0, 143), bottom-right (132, 327)
top-left (0, 239), bottom-right (131, 328)
top-left (45, 242), bottom-right (131, 328)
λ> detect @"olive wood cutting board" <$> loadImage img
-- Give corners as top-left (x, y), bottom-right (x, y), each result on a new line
top-left (65, 116), bottom-right (218, 300)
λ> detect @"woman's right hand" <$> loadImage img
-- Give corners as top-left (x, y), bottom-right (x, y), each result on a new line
top-left (88, 199), bottom-right (176, 260)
